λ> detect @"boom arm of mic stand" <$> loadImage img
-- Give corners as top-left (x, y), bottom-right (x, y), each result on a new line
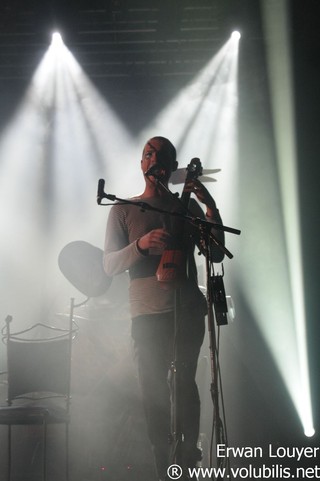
top-left (97, 191), bottom-right (161, 211)
top-left (98, 190), bottom-right (240, 259)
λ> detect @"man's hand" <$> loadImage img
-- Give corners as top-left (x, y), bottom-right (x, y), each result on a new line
top-left (137, 228), bottom-right (171, 254)
top-left (184, 179), bottom-right (217, 217)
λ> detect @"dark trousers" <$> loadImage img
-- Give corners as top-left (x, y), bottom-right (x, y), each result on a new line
top-left (132, 308), bottom-right (205, 479)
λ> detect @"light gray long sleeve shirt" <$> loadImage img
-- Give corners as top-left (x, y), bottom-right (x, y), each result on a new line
top-left (104, 195), bottom-right (223, 318)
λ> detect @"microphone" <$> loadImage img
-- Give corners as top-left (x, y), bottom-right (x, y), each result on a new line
top-left (144, 163), bottom-right (166, 178)
top-left (97, 178), bottom-right (105, 205)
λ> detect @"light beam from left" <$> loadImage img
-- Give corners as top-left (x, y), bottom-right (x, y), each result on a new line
top-left (0, 33), bottom-right (133, 326)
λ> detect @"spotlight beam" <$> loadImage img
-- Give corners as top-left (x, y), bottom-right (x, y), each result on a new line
top-left (261, 0), bottom-right (314, 437)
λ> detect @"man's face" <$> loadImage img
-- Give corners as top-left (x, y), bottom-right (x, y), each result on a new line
top-left (141, 139), bottom-right (173, 182)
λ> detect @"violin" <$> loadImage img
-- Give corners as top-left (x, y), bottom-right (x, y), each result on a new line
top-left (156, 158), bottom-right (203, 288)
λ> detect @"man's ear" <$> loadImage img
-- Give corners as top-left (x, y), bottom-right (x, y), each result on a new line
top-left (171, 160), bottom-right (178, 172)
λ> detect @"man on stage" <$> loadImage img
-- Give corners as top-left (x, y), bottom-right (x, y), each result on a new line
top-left (103, 136), bottom-right (224, 480)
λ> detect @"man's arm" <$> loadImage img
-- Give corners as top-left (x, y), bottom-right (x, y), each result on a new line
top-left (103, 204), bottom-right (144, 277)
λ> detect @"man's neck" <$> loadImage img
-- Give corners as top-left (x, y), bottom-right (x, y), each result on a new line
top-left (141, 180), bottom-right (169, 198)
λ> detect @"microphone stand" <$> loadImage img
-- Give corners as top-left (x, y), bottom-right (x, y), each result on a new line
top-left (97, 182), bottom-right (240, 480)
top-left (199, 223), bottom-right (229, 480)
top-left (144, 178), bottom-right (235, 479)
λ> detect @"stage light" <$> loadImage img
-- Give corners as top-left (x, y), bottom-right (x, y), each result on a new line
top-left (139, 34), bottom-right (239, 207)
top-left (231, 31), bottom-right (241, 40)
top-left (0, 32), bottom-right (132, 328)
top-left (248, 0), bottom-right (315, 437)
top-left (51, 31), bottom-right (63, 47)
top-left (304, 427), bottom-right (315, 438)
